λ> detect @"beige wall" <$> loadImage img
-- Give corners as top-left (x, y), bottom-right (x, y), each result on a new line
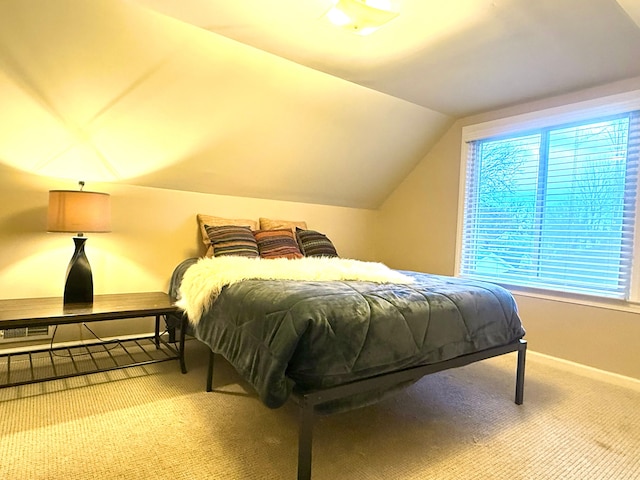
top-left (0, 166), bottom-right (376, 344)
top-left (4, 73), bottom-right (640, 379)
top-left (376, 77), bottom-right (640, 380)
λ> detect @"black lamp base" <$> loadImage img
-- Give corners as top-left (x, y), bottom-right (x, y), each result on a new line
top-left (64, 236), bottom-right (93, 305)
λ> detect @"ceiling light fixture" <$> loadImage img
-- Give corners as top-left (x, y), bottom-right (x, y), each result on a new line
top-left (324, 0), bottom-right (400, 36)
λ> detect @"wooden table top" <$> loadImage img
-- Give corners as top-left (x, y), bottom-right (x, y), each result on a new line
top-left (0, 292), bottom-right (179, 328)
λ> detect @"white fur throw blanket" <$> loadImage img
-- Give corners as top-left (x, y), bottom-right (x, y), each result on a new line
top-left (176, 256), bottom-right (413, 325)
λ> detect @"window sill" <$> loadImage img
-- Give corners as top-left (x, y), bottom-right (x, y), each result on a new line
top-left (506, 286), bottom-right (640, 315)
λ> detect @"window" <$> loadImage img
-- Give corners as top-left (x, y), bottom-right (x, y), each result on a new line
top-left (458, 105), bottom-right (640, 300)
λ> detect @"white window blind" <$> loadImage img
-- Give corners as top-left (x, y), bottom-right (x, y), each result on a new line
top-left (459, 111), bottom-right (640, 299)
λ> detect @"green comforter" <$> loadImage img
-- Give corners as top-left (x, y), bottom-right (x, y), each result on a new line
top-left (173, 259), bottom-right (525, 411)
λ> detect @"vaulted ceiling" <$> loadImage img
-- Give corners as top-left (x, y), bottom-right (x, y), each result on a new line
top-left (1, 0), bottom-right (639, 208)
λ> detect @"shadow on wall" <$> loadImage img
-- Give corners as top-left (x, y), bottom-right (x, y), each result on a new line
top-left (0, 206), bottom-right (49, 270)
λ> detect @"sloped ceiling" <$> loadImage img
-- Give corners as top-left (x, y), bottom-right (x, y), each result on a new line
top-left (134, 0), bottom-right (640, 116)
top-left (1, 0), bottom-right (639, 208)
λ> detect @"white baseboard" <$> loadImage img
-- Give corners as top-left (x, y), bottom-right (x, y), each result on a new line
top-left (528, 350), bottom-right (640, 391)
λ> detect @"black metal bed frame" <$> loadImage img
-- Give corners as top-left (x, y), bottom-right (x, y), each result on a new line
top-left (205, 338), bottom-right (527, 480)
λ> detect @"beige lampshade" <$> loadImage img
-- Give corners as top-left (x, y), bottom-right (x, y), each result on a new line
top-left (47, 190), bottom-right (111, 234)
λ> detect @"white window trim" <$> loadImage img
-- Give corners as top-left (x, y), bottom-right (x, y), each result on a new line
top-left (455, 89), bottom-right (640, 308)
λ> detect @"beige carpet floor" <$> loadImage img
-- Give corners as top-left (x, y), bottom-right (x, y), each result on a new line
top-left (1, 339), bottom-right (639, 480)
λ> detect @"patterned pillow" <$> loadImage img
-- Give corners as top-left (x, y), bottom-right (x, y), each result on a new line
top-left (253, 229), bottom-right (303, 259)
top-left (197, 214), bottom-right (258, 257)
top-left (205, 225), bottom-right (259, 258)
top-left (296, 228), bottom-right (339, 257)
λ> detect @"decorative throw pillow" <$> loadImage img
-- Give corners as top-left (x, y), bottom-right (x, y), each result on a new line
top-left (197, 214), bottom-right (258, 257)
top-left (253, 229), bottom-right (303, 259)
top-left (205, 225), bottom-right (259, 258)
top-left (259, 217), bottom-right (307, 233)
top-left (296, 228), bottom-right (339, 257)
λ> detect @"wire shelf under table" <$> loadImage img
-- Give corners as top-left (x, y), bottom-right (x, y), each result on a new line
top-left (0, 335), bottom-right (180, 388)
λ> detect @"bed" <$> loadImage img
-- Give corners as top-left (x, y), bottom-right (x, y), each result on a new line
top-left (168, 254), bottom-right (526, 480)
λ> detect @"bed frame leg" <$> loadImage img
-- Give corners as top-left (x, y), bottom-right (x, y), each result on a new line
top-left (515, 339), bottom-right (527, 405)
top-left (179, 316), bottom-right (187, 374)
top-left (206, 349), bottom-right (214, 392)
top-left (297, 401), bottom-right (314, 480)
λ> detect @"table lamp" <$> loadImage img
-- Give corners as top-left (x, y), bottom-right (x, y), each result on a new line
top-left (47, 182), bottom-right (111, 305)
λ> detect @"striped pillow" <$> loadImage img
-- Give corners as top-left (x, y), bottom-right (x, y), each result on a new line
top-left (197, 214), bottom-right (258, 257)
top-left (253, 229), bottom-right (303, 259)
top-left (205, 225), bottom-right (259, 258)
top-left (296, 228), bottom-right (339, 257)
